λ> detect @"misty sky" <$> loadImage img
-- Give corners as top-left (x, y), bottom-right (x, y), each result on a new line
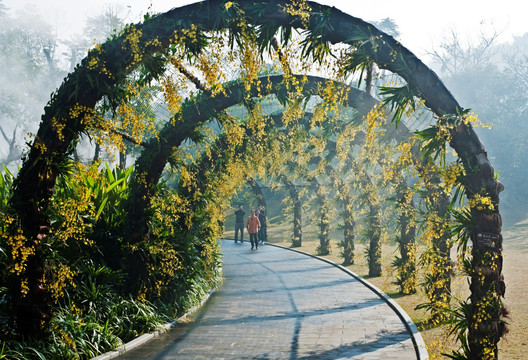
top-left (3, 0), bottom-right (528, 59)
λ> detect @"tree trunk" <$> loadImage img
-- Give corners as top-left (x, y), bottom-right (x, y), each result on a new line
top-left (93, 143), bottom-right (100, 163)
top-left (312, 180), bottom-right (330, 255)
top-left (365, 62), bottom-right (374, 96)
top-left (430, 190), bottom-right (452, 321)
top-left (368, 202), bottom-right (382, 277)
top-left (396, 186), bottom-right (417, 294)
top-left (119, 151), bottom-right (126, 170)
top-left (468, 209), bottom-right (505, 359)
top-left (282, 176), bottom-right (302, 247)
top-left (341, 197), bottom-right (355, 266)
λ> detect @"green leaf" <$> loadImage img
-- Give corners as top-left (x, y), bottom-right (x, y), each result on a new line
top-left (379, 84), bottom-right (416, 126)
top-left (2, 164), bottom-right (13, 177)
top-left (104, 177), bottom-right (125, 194)
top-left (105, 163), bottom-right (115, 183)
top-left (95, 197), bottom-right (108, 220)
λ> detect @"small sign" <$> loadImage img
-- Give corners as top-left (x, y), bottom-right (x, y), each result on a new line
top-left (475, 232), bottom-right (499, 251)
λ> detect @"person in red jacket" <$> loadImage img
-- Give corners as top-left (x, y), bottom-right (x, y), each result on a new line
top-left (246, 209), bottom-right (261, 250)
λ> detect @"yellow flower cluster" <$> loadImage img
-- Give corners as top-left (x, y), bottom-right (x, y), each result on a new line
top-left (123, 25), bottom-right (144, 71)
top-left (364, 103), bottom-right (386, 146)
top-left (317, 81), bottom-right (348, 120)
top-left (468, 194), bottom-right (496, 211)
top-left (400, 242), bottom-right (417, 294)
top-left (240, 42), bottom-right (264, 92)
top-left (283, 0), bottom-right (312, 26)
top-left (32, 136), bottom-right (48, 154)
top-left (147, 243), bottom-right (182, 297)
top-left (196, 36), bottom-right (228, 95)
top-left (54, 176), bottom-right (95, 246)
top-left (472, 291), bottom-right (497, 331)
top-left (48, 264), bottom-right (77, 301)
top-left (335, 125), bottom-right (359, 165)
top-left (224, 122), bottom-right (246, 148)
top-left (6, 227), bottom-right (33, 276)
top-left (51, 117), bottom-right (67, 142)
top-left (70, 103), bottom-right (97, 126)
top-left (179, 166), bottom-right (195, 193)
top-left (161, 74), bottom-right (183, 117)
top-left (441, 162), bottom-right (464, 194)
top-left (281, 100), bottom-right (305, 126)
top-left (396, 141), bottom-right (413, 168)
top-left (461, 111), bottom-right (493, 130)
top-left (86, 43), bottom-right (113, 79)
top-left (151, 191), bottom-right (189, 238)
top-left (116, 84), bottom-right (157, 148)
top-left (61, 329), bottom-right (76, 350)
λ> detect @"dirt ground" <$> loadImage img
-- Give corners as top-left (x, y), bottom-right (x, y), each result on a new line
top-left (224, 219), bottom-right (526, 359)
top-left (498, 221), bottom-right (528, 359)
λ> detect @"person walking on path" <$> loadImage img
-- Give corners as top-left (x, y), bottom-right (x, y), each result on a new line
top-left (246, 210), bottom-right (261, 250)
top-left (234, 205), bottom-right (246, 243)
top-left (256, 205), bottom-right (267, 244)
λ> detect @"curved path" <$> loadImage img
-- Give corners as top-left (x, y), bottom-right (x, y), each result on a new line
top-left (116, 240), bottom-right (427, 359)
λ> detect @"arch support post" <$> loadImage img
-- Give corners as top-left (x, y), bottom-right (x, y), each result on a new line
top-left (282, 176), bottom-right (302, 247)
top-left (468, 208), bottom-right (505, 360)
top-left (367, 201), bottom-right (382, 277)
top-left (449, 124), bottom-right (506, 359)
top-left (311, 179), bottom-right (330, 256)
top-left (396, 186), bottom-right (416, 294)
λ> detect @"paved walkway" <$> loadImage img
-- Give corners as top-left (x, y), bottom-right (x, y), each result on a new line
top-left (117, 240), bottom-right (427, 359)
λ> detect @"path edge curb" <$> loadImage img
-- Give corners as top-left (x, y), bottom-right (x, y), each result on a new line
top-left (91, 278), bottom-right (218, 360)
top-left (266, 242), bottom-right (430, 360)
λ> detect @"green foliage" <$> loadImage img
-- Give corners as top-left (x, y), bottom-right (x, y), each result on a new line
top-left (137, 53), bottom-right (168, 86)
top-left (300, 9), bottom-right (333, 64)
top-left (449, 206), bottom-right (473, 256)
top-left (414, 126), bottom-right (447, 166)
top-left (442, 300), bottom-right (473, 360)
top-left (0, 162), bottom-right (221, 358)
top-left (391, 235), bottom-right (416, 294)
top-left (379, 84), bottom-right (416, 126)
top-left (0, 165), bottom-right (14, 211)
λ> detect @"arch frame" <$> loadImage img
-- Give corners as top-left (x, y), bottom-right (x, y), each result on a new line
top-left (6, 1), bottom-right (504, 358)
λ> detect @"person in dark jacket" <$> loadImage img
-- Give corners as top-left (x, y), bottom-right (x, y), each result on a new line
top-left (234, 205), bottom-right (246, 243)
top-left (256, 205), bottom-right (267, 244)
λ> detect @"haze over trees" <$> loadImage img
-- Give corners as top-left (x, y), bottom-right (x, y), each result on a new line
top-left (430, 29), bottom-right (528, 224)
top-left (0, 1), bottom-right (134, 167)
top-left (0, 2), bottom-right (63, 165)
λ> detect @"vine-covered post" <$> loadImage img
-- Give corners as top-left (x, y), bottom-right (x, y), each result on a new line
top-left (311, 178), bottom-right (330, 255)
top-left (467, 201), bottom-right (505, 360)
top-left (349, 152), bottom-right (383, 277)
top-left (281, 176), bottom-right (302, 247)
top-left (321, 163), bottom-right (355, 265)
top-left (431, 190), bottom-right (452, 321)
top-left (419, 170), bottom-right (452, 321)
top-left (367, 198), bottom-right (382, 277)
top-left (394, 179), bottom-right (417, 294)
top-left (341, 196), bottom-right (356, 265)
top-left (452, 126), bottom-right (506, 359)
